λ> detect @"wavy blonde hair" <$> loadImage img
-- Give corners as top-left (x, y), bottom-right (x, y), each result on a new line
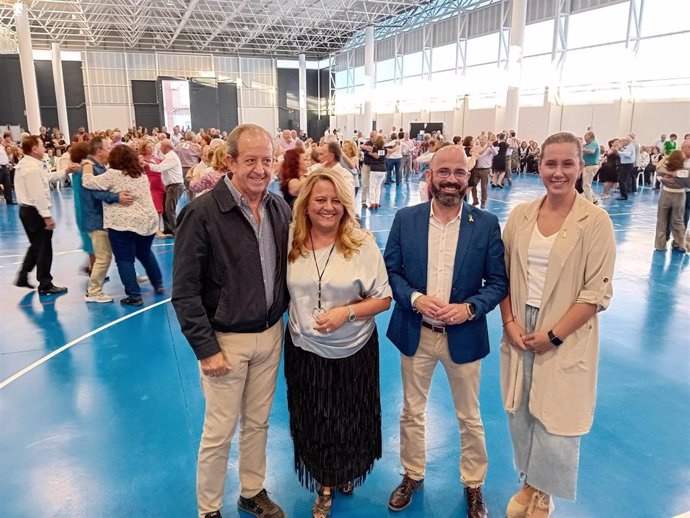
top-left (211, 145), bottom-right (228, 171)
top-left (289, 168), bottom-right (369, 263)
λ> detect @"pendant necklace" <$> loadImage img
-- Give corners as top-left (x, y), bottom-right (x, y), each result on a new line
top-left (309, 232), bottom-right (336, 320)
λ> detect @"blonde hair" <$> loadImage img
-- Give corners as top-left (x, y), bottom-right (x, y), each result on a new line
top-left (540, 132), bottom-right (583, 163)
top-left (211, 146), bottom-right (228, 171)
top-left (342, 139), bottom-right (358, 159)
top-left (288, 168), bottom-right (368, 263)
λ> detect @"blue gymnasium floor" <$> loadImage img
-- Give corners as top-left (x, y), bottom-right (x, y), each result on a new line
top-left (0, 174), bottom-right (689, 518)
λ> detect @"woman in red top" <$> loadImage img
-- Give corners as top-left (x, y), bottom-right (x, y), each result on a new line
top-left (139, 140), bottom-right (165, 215)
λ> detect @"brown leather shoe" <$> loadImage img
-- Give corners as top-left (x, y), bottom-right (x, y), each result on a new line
top-left (465, 486), bottom-right (488, 518)
top-left (388, 475), bottom-right (424, 512)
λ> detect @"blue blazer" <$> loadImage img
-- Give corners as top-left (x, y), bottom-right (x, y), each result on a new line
top-left (384, 202), bottom-right (509, 364)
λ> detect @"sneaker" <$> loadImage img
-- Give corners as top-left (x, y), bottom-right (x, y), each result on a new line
top-left (154, 287), bottom-right (166, 295)
top-left (120, 297), bottom-right (143, 307)
top-left (38, 285), bottom-right (68, 296)
top-left (84, 293), bottom-right (114, 303)
top-left (237, 489), bottom-right (285, 518)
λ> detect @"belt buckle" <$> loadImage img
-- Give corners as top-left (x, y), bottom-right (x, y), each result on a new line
top-left (433, 324), bottom-right (447, 334)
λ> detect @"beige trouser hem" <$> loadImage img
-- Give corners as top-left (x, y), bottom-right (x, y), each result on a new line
top-left (399, 326), bottom-right (488, 488)
top-left (87, 230), bottom-right (112, 296)
top-left (196, 321), bottom-right (283, 518)
top-left (582, 165), bottom-right (599, 202)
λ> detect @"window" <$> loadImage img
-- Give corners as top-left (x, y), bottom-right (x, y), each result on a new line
top-left (353, 66), bottom-right (365, 86)
top-left (634, 33), bottom-right (690, 82)
top-left (431, 43), bottom-right (457, 72)
top-left (523, 20), bottom-right (554, 57)
top-left (640, 0), bottom-right (689, 37)
top-left (466, 33), bottom-right (499, 66)
top-left (335, 70), bottom-right (348, 90)
top-left (376, 59), bottom-right (395, 82)
top-left (464, 64), bottom-right (501, 95)
top-left (568, 2), bottom-right (630, 49)
top-left (403, 51), bottom-right (423, 77)
top-left (521, 55), bottom-right (554, 89)
top-left (561, 43), bottom-right (629, 87)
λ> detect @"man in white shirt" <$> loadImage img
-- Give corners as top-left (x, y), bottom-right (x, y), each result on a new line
top-left (629, 132), bottom-right (641, 193)
top-left (0, 141), bottom-right (14, 204)
top-left (384, 145), bottom-right (508, 518)
top-left (171, 125), bottom-right (183, 145)
top-left (14, 135), bottom-right (68, 295)
top-left (400, 132), bottom-right (415, 183)
top-left (312, 142), bottom-right (356, 194)
top-left (153, 133), bottom-right (167, 160)
top-left (148, 139), bottom-right (184, 237)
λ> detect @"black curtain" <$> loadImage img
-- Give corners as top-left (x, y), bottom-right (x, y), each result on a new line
top-left (217, 82), bottom-right (239, 131)
top-left (189, 79), bottom-right (219, 131)
top-left (131, 80), bottom-right (161, 131)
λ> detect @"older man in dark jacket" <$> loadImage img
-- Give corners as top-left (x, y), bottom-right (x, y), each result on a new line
top-left (172, 124), bottom-right (291, 518)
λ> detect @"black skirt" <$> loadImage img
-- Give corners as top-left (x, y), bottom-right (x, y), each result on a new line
top-left (284, 328), bottom-right (382, 491)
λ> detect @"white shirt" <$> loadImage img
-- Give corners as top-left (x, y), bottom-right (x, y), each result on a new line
top-left (287, 230), bottom-right (391, 359)
top-left (400, 138), bottom-right (415, 156)
top-left (308, 162), bottom-right (356, 193)
top-left (14, 155), bottom-right (64, 217)
top-left (412, 202), bottom-right (462, 325)
top-left (148, 150), bottom-right (184, 186)
top-left (0, 144), bottom-right (9, 166)
top-left (81, 168), bottom-right (159, 235)
top-left (526, 225), bottom-right (558, 308)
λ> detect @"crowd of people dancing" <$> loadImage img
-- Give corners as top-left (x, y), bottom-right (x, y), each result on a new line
top-left (1, 120), bottom-right (688, 518)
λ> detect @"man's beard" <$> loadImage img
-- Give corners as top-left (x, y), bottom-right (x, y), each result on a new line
top-left (430, 180), bottom-right (466, 207)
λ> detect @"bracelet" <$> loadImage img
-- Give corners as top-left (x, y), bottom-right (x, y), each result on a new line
top-left (502, 317), bottom-right (515, 327)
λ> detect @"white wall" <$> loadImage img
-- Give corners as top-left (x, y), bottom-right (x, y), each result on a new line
top-left (90, 106), bottom-right (132, 133)
top-left (242, 108), bottom-right (275, 133)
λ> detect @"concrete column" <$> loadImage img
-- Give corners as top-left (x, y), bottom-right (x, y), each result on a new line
top-left (51, 43), bottom-right (70, 137)
top-left (503, 0), bottom-right (527, 132)
top-left (298, 53), bottom-right (307, 134)
top-left (362, 26), bottom-right (374, 133)
top-left (14, 2), bottom-right (41, 133)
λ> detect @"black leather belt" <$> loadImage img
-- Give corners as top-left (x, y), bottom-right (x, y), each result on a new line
top-left (422, 321), bottom-right (446, 334)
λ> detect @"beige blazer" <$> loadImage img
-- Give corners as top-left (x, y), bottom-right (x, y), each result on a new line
top-left (500, 195), bottom-right (616, 436)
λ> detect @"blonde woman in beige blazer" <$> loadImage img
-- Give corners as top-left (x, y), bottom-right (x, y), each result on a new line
top-left (498, 132), bottom-right (616, 518)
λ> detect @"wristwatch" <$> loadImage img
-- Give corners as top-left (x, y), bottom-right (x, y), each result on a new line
top-left (548, 330), bottom-right (563, 346)
top-left (465, 303), bottom-right (476, 321)
top-left (346, 305), bottom-right (356, 322)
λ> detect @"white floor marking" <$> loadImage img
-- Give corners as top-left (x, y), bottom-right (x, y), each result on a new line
top-left (0, 298), bottom-right (171, 390)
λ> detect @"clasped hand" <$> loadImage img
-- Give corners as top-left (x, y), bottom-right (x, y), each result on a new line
top-left (313, 307), bottom-right (349, 334)
top-left (415, 295), bottom-right (469, 325)
top-left (505, 323), bottom-right (556, 354)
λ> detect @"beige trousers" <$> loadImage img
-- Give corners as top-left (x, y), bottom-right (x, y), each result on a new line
top-left (87, 230), bottom-right (112, 296)
top-left (400, 326), bottom-right (488, 488)
top-left (655, 189), bottom-right (686, 250)
top-left (196, 321), bottom-right (283, 518)
top-left (582, 165), bottom-right (599, 203)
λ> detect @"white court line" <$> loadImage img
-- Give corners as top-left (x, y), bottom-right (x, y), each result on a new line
top-left (0, 248), bottom-right (82, 269)
top-left (0, 298), bottom-right (171, 390)
top-left (673, 512), bottom-right (690, 518)
top-left (1, 244), bottom-right (173, 269)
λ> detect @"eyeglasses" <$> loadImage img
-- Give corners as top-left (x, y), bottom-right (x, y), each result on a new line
top-left (432, 168), bottom-right (469, 179)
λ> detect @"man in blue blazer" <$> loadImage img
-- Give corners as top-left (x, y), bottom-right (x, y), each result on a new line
top-left (384, 144), bottom-right (508, 518)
